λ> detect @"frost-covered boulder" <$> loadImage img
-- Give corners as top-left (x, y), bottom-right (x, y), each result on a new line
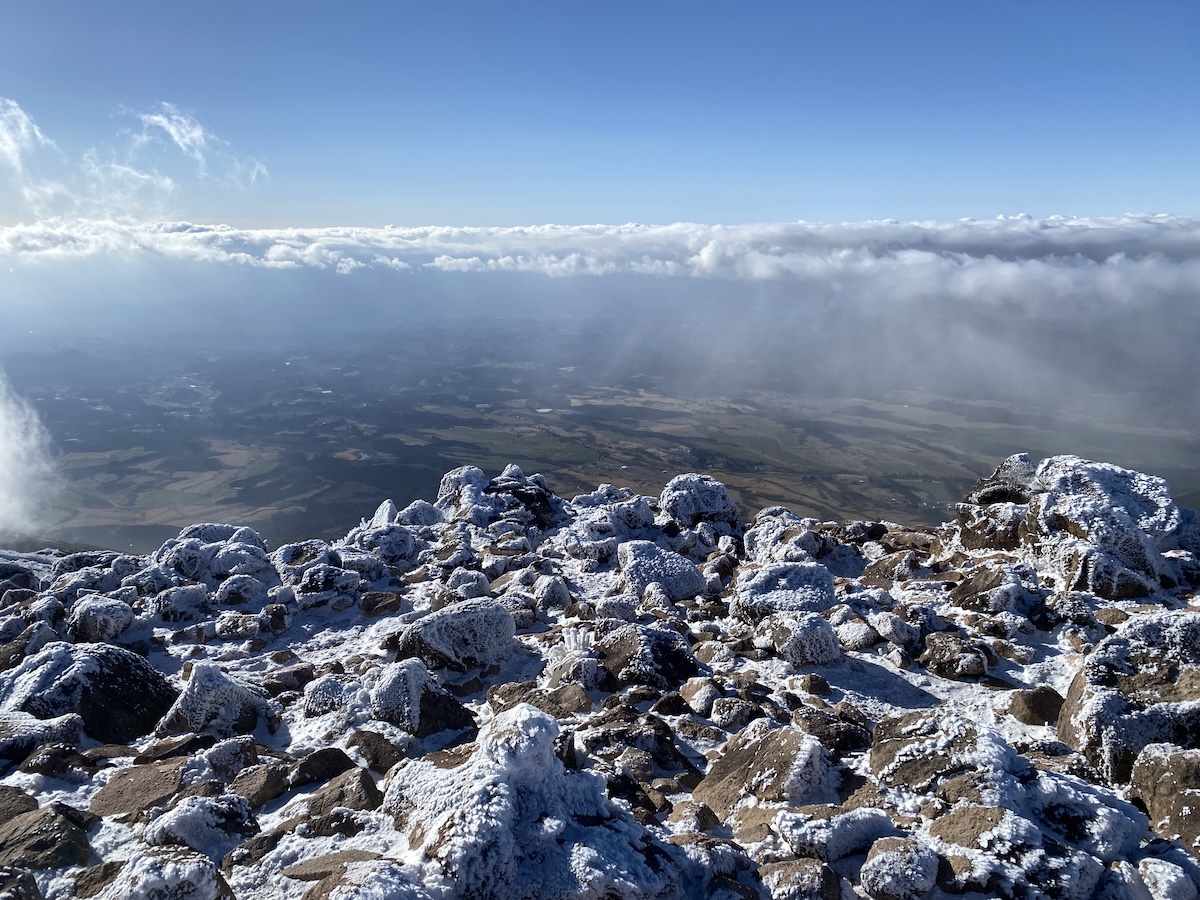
top-left (730, 562), bottom-right (837, 624)
top-left (754, 612), bottom-right (841, 667)
top-left (616, 540), bottom-right (706, 602)
top-left (1059, 611), bottom-right (1200, 783)
top-left (270, 540), bottom-right (334, 584)
top-left (659, 473), bottom-right (738, 528)
top-left (744, 507), bottom-right (841, 566)
top-left (94, 847), bottom-right (236, 900)
top-left (595, 621), bottom-right (699, 690)
top-left (382, 704), bottom-right (692, 898)
top-left (1025, 455), bottom-right (1189, 599)
top-left (291, 564), bottom-right (361, 611)
top-left (157, 662), bottom-right (278, 739)
top-left (144, 793), bottom-right (258, 852)
top-left (0, 641), bottom-right (177, 744)
top-left (391, 598), bottom-right (516, 671)
top-left (65, 595), bottom-right (135, 643)
top-left (369, 659), bottom-right (474, 738)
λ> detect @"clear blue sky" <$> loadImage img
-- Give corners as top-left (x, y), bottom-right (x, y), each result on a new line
top-left (2, 0), bottom-right (1197, 226)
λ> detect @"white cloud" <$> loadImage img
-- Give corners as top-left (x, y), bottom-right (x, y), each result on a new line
top-left (0, 98), bottom-right (266, 221)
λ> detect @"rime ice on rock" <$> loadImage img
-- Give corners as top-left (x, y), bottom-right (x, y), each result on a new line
top-left (617, 540), bottom-right (707, 602)
top-left (383, 704), bottom-right (692, 898)
top-left (659, 473), bottom-right (739, 527)
top-left (730, 561), bottom-right (837, 623)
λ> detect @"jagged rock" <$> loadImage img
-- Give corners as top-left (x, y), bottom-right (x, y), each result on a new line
top-left (347, 730), bottom-right (403, 774)
top-left (918, 630), bottom-right (989, 680)
top-left (757, 858), bottom-right (840, 900)
top-left (0, 866), bottom-right (42, 900)
top-left (731, 562), bottom-right (837, 624)
top-left (0, 805), bottom-right (91, 869)
top-left (595, 622), bottom-right (699, 689)
top-left (229, 764), bottom-right (288, 809)
top-left (1130, 743), bottom-right (1200, 854)
top-left (955, 501), bottom-right (1026, 551)
top-left (290, 748), bottom-right (356, 787)
top-left (74, 861), bottom-right (125, 899)
top-left (0, 642), bottom-right (177, 744)
top-left (1008, 685), bottom-right (1064, 726)
top-left (693, 720), bottom-right (839, 819)
top-left (1058, 611), bottom-right (1200, 783)
top-left (0, 787), bottom-right (37, 821)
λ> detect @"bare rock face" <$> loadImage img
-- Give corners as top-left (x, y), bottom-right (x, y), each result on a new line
top-left (0, 805), bottom-right (92, 870)
top-left (1058, 611), bottom-right (1200, 783)
top-left (1130, 744), bottom-right (1200, 854)
top-left (693, 720), bottom-right (839, 819)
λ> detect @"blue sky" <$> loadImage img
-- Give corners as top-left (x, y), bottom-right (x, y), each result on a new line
top-left (2, 1), bottom-right (1197, 226)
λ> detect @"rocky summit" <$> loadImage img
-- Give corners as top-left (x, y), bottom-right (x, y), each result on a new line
top-left (0, 453), bottom-right (1199, 899)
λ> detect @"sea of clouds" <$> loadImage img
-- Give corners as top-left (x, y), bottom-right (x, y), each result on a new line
top-left (2, 97), bottom-right (1199, 537)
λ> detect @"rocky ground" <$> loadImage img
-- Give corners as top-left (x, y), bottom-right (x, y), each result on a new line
top-left (0, 452), bottom-right (1198, 899)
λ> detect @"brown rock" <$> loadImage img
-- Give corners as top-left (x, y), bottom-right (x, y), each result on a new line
top-left (693, 723), bottom-right (835, 819)
top-left (74, 860), bottom-right (125, 899)
top-left (1129, 744), bottom-right (1200, 853)
top-left (927, 805), bottom-right (1006, 849)
top-left (0, 866), bottom-right (41, 900)
top-left (230, 764), bottom-right (289, 809)
top-left (301, 767), bottom-right (383, 820)
top-left (290, 747), bottom-right (355, 787)
top-left (347, 730), bottom-right (403, 774)
top-left (0, 806), bottom-right (91, 870)
top-left (0, 787), bottom-right (37, 822)
top-left (1008, 686), bottom-right (1064, 726)
top-left (89, 758), bottom-right (186, 818)
top-left (757, 858), bottom-right (840, 900)
top-left (282, 850), bottom-right (380, 882)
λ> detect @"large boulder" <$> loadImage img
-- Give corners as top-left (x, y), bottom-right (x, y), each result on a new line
top-left (390, 599), bottom-right (516, 671)
top-left (1058, 611), bottom-right (1200, 783)
top-left (0, 642), bottom-right (177, 744)
top-left (659, 474), bottom-right (738, 528)
top-left (1024, 455), bottom-right (1190, 599)
top-left (616, 541), bottom-right (706, 602)
top-left (730, 562), bottom-right (837, 624)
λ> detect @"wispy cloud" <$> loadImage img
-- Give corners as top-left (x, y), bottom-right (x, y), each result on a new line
top-left (0, 98), bottom-right (266, 220)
